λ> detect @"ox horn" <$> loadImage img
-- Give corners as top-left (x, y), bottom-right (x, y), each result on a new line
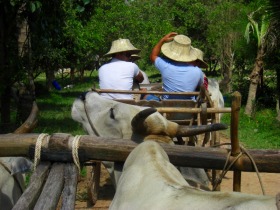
top-left (176, 123), bottom-right (228, 137)
top-left (13, 101), bottom-right (39, 134)
top-left (131, 108), bottom-right (157, 133)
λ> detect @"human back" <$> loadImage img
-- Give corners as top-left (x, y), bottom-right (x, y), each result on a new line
top-left (155, 57), bottom-right (203, 100)
top-left (98, 38), bottom-right (144, 99)
top-left (150, 32), bottom-right (204, 100)
top-left (99, 59), bottom-right (140, 99)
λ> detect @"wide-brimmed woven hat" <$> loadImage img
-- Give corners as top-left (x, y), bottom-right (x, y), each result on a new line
top-left (192, 47), bottom-right (208, 69)
top-left (104, 38), bottom-right (140, 57)
top-left (161, 35), bottom-right (198, 62)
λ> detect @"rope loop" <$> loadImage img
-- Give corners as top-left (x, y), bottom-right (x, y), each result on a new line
top-left (72, 135), bottom-right (82, 174)
top-left (33, 133), bottom-right (50, 171)
top-left (211, 144), bottom-right (265, 195)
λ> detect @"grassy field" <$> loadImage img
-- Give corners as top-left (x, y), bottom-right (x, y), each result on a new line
top-left (33, 71), bottom-right (280, 149)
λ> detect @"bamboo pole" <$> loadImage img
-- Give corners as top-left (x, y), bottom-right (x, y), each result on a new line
top-left (230, 91), bottom-right (242, 192)
top-left (156, 107), bottom-right (232, 113)
top-left (94, 89), bottom-right (200, 96)
top-left (0, 133), bottom-right (279, 173)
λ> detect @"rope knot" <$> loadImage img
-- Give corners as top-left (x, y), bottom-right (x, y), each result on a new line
top-left (33, 133), bottom-right (50, 171)
top-left (72, 135), bottom-right (82, 174)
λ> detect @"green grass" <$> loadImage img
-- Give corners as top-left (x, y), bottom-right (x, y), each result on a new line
top-left (221, 93), bottom-right (280, 149)
top-left (33, 71), bottom-right (279, 150)
top-left (221, 107), bottom-right (280, 149)
top-left (33, 71), bottom-right (98, 134)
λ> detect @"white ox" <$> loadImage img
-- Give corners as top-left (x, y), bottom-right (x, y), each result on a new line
top-left (0, 157), bottom-right (32, 210)
top-left (110, 140), bottom-right (278, 210)
top-left (71, 92), bottom-right (227, 187)
top-left (208, 78), bottom-right (224, 120)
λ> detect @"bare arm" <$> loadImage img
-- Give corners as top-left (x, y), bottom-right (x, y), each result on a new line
top-left (150, 32), bottom-right (178, 63)
top-left (134, 70), bottom-right (144, 83)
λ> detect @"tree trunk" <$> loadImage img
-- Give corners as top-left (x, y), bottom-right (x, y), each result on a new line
top-left (70, 68), bottom-right (75, 81)
top-left (0, 7), bottom-right (12, 133)
top-left (219, 35), bottom-right (234, 94)
top-left (245, 48), bottom-right (264, 116)
top-left (46, 69), bottom-right (55, 91)
top-left (276, 69), bottom-right (280, 121)
top-left (0, 87), bottom-right (11, 133)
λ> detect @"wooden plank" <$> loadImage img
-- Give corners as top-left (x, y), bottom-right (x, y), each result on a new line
top-left (34, 163), bottom-right (64, 210)
top-left (60, 163), bottom-right (78, 210)
top-left (156, 107), bottom-right (231, 113)
top-left (95, 89), bottom-right (200, 96)
top-left (86, 161), bottom-right (101, 207)
top-left (0, 134), bottom-right (280, 173)
top-left (12, 162), bottom-right (51, 210)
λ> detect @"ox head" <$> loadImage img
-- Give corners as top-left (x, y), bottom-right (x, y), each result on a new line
top-left (131, 107), bottom-right (227, 143)
top-left (71, 91), bottom-right (228, 143)
top-left (71, 91), bottom-right (147, 139)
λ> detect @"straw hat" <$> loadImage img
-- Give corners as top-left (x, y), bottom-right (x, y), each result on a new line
top-left (192, 47), bottom-right (208, 69)
top-left (161, 35), bottom-right (198, 62)
top-left (104, 38), bottom-right (140, 57)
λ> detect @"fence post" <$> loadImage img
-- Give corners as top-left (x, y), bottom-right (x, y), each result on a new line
top-left (230, 91), bottom-right (242, 192)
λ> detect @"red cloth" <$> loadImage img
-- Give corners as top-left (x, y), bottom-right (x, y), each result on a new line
top-left (204, 76), bottom-right (208, 90)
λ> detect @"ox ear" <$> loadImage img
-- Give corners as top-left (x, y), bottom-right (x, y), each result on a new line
top-left (131, 108), bottom-right (157, 134)
top-left (78, 91), bottom-right (89, 101)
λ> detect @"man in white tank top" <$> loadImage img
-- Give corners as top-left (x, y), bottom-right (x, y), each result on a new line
top-left (98, 39), bottom-right (144, 99)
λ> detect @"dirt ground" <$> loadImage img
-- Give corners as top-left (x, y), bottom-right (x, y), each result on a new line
top-left (74, 135), bottom-right (280, 210)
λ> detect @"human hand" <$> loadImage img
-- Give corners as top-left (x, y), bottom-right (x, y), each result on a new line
top-left (161, 32), bottom-right (178, 43)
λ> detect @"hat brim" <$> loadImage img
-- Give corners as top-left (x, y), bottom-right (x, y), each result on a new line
top-left (161, 42), bottom-right (197, 62)
top-left (131, 54), bottom-right (141, 61)
top-left (103, 49), bottom-right (141, 57)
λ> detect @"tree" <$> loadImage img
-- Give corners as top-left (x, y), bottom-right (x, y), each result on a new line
top-left (244, 5), bottom-right (277, 116)
top-left (267, 0), bottom-right (280, 121)
top-left (206, 1), bottom-right (247, 93)
top-left (0, 0), bottom-right (28, 133)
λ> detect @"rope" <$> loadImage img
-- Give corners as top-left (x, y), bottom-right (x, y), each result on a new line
top-left (240, 146), bottom-right (266, 195)
top-left (212, 151), bottom-right (242, 191)
top-left (83, 100), bottom-right (100, 136)
top-left (211, 144), bottom-right (266, 195)
top-left (33, 133), bottom-right (50, 171)
top-left (72, 135), bottom-right (82, 174)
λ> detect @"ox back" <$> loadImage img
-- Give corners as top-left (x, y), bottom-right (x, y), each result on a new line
top-left (110, 141), bottom-right (277, 210)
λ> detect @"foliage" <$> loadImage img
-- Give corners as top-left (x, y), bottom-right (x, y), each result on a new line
top-left (243, 0), bottom-right (278, 116)
top-left (78, 0), bottom-right (176, 70)
top-left (2, 0), bottom-right (280, 131)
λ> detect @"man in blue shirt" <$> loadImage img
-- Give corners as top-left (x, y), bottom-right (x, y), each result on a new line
top-left (148, 32), bottom-right (204, 100)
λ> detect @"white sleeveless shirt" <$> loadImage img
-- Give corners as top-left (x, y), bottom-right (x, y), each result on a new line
top-left (98, 58), bottom-right (140, 99)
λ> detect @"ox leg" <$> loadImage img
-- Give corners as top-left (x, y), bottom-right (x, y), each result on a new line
top-left (176, 137), bottom-right (185, 145)
top-left (187, 136), bottom-right (197, 146)
top-left (102, 161), bottom-right (123, 189)
top-left (179, 167), bottom-right (210, 190)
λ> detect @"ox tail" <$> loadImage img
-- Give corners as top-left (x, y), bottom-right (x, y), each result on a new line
top-left (176, 123), bottom-right (228, 137)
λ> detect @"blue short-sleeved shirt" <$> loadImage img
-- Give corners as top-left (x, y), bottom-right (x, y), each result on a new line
top-left (155, 57), bottom-right (204, 100)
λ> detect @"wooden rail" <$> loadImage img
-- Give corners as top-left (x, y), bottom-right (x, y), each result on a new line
top-left (0, 133), bottom-right (279, 173)
top-left (156, 107), bottom-right (231, 113)
top-left (94, 88), bottom-right (200, 96)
